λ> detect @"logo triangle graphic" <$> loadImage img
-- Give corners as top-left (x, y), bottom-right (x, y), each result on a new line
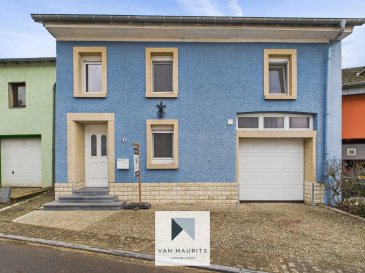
top-left (171, 219), bottom-right (184, 241)
top-left (171, 218), bottom-right (195, 241)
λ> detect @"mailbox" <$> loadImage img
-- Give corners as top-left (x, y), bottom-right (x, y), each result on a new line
top-left (117, 158), bottom-right (129, 170)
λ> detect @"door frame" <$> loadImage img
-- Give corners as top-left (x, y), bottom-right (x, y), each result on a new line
top-left (67, 113), bottom-right (115, 189)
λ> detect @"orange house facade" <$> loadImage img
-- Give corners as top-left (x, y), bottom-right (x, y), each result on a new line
top-left (342, 67), bottom-right (365, 163)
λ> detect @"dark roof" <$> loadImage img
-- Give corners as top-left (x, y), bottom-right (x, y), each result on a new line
top-left (343, 67), bottom-right (365, 87)
top-left (31, 14), bottom-right (365, 27)
top-left (0, 57), bottom-right (56, 64)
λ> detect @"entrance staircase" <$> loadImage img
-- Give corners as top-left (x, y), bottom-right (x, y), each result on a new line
top-left (43, 187), bottom-right (125, 210)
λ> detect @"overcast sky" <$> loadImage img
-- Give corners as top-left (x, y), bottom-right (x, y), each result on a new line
top-left (0, 0), bottom-right (364, 68)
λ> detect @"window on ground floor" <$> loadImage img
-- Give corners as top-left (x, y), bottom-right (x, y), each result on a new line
top-left (237, 113), bottom-right (313, 130)
top-left (146, 119), bottom-right (178, 169)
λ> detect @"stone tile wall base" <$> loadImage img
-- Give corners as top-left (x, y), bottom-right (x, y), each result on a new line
top-left (304, 181), bottom-right (325, 205)
top-left (55, 181), bottom-right (324, 205)
top-left (110, 182), bottom-right (239, 204)
top-left (54, 182), bottom-right (85, 199)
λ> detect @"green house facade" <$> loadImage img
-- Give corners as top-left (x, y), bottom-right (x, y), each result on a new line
top-left (0, 58), bottom-right (56, 188)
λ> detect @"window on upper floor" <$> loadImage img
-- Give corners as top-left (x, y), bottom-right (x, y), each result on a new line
top-left (146, 48), bottom-right (178, 98)
top-left (73, 47), bottom-right (107, 98)
top-left (82, 56), bottom-right (102, 93)
top-left (152, 56), bottom-right (173, 93)
top-left (237, 114), bottom-right (312, 130)
top-left (264, 49), bottom-right (297, 100)
top-left (8, 82), bottom-right (26, 108)
top-left (269, 58), bottom-right (288, 94)
top-left (146, 120), bottom-right (179, 169)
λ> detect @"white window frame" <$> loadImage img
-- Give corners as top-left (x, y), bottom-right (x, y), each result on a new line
top-left (82, 56), bottom-right (102, 93)
top-left (151, 55), bottom-right (174, 94)
top-left (237, 113), bottom-right (313, 131)
top-left (263, 116), bottom-right (285, 129)
top-left (268, 57), bottom-right (289, 95)
top-left (347, 148), bottom-right (356, 156)
top-left (151, 126), bottom-right (174, 164)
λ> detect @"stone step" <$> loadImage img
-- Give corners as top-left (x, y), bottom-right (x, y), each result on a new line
top-left (43, 201), bottom-right (126, 211)
top-left (73, 187), bottom-right (109, 196)
top-left (58, 195), bottom-right (117, 203)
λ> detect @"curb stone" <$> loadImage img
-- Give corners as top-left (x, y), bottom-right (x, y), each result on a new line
top-left (322, 205), bottom-right (365, 222)
top-left (0, 233), bottom-right (267, 273)
top-left (0, 194), bottom-right (44, 213)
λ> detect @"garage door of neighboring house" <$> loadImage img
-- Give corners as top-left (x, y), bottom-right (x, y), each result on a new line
top-left (1, 138), bottom-right (42, 187)
top-left (239, 138), bottom-right (304, 201)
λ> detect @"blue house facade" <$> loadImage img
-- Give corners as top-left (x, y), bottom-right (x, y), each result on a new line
top-left (33, 15), bottom-right (364, 205)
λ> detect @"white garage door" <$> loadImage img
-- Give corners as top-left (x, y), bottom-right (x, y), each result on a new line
top-left (239, 138), bottom-right (304, 201)
top-left (1, 138), bottom-right (42, 187)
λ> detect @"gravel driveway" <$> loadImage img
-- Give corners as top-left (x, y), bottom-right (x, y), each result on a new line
top-left (5, 195), bottom-right (365, 273)
top-left (86, 203), bottom-right (365, 272)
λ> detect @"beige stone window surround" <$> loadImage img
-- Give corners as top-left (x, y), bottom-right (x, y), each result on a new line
top-left (145, 48), bottom-right (178, 98)
top-left (146, 119), bottom-right (179, 169)
top-left (264, 49), bottom-right (297, 100)
top-left (73, 47), bottom-right (107, 98)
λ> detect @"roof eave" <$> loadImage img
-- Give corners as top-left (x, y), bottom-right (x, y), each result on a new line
top-left (31, 14), bottom-right (365, 43)
top-left (31, 14), bottom-right (365, 27)
top-left (343, 81), bottom-right (365, 88)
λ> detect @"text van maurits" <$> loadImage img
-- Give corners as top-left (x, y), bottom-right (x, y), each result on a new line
top-left (157, 248), bottom-right (208, 254)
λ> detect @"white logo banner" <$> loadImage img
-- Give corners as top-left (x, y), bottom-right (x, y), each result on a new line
top-left (155, 211), bottom-right (210, 266)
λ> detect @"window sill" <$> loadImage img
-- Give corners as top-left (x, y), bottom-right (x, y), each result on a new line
top-left (264, 94), bottom-right (296, 100)
top-left (145, 92), bottom-right (178, 98)
top-left (10, 106), bottom-right (26, 109)
top-left (147, 162), bottom-right (178, 169)
top-left (74, 92), bottom-right (107, 98)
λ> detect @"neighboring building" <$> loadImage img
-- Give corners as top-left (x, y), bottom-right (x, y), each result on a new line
top-left (0, 58), bottom-right (56, 188)
top-left (342, 66), bottom-right (365, 165)
top-left (33, 14), bottom-right (364, 207)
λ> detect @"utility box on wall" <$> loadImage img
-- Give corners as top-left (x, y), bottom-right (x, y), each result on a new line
top-left (0, 187), bottom-right (11, 203)
top-left (117, 159), bottom-right (129, 170)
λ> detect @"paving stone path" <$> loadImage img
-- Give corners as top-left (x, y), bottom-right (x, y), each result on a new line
top-left (0, 193), bottom-right (364, 273)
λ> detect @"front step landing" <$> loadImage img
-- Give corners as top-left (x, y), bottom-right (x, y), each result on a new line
top-left (73, 187), bottom-right (108, 195)
top-left (58, 195), bottom-right (117, 203)
top-left (43, 201), bottom-right (125, 210)
top-left (43, 187), bottom-right (125, 211)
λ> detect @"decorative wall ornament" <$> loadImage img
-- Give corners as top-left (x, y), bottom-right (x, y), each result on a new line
top-left (156, 101), bottom-right (166, 119)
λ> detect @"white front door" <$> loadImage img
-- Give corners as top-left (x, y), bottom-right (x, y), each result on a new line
top-left (239, 138), bottom-right (304, 201)
top-left (85, 125), bottom-right (108, 187)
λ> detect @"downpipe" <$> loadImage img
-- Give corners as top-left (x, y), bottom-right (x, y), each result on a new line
top-left (324, 20), bottom-right (346, 204)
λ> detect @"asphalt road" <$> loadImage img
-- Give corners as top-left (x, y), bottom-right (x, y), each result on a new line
top-left (0, 239), bottom-right (207, 273)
